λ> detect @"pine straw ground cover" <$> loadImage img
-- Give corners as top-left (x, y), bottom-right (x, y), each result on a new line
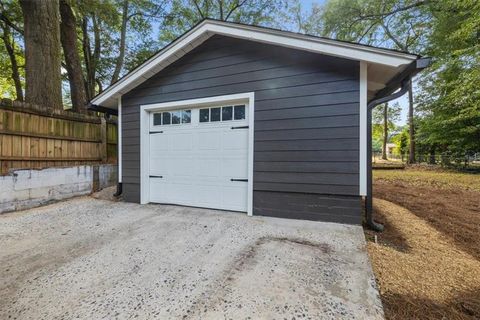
top-left (366, 167), bottom-right (480, 319)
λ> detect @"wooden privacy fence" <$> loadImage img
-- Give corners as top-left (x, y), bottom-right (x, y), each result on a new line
top-left (0, 99), bottom-right (117, 175)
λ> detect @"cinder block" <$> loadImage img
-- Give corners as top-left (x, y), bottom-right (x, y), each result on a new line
top-left (28, 186), bottom-right (50, 199)
top-left (12, 189), bottom-right (31, 202)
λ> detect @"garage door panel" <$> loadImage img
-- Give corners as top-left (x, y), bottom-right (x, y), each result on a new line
top-left (198, 131), bottom-right (221, 150)
top-left (170, 132), bottom-right (193, 150)
top-left (148, 108), bottom-right (249, 212)
top-left (170, 158), bottom-right (194, 176)
top-left (222, 185), bottom-right (248, 210)
top-left (195, 185), bottom-right (222, 207)
top-left (223, 158), bottom-right (248, 177)
top-left (197, 158), bottom-right (222, 177)
top-left (223, 130), bottom-right (248, 150)
top-left (150, 134), bottom-right (168, 151)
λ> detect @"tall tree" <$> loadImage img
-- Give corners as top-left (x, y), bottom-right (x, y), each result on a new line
top-left (78, 0), bottom-right (166, 98)
top-left (111, 0), bottom-right (129, 84)
top-left (382, 102), bottom-right (389, 160)
top-left (0, 21), bottom-right (22, 101)
top-left (417, 0), bottom-right (480, 159)
top-left (391, 127), bottom-right (409, 162)
top-left (20, 0), bottom-right (63, 110)
top-left (60, 0), bottom-right (87, 112)
top-left (0, 0), bottom-right (24, 101)
top-left (373, 102), bottom-right (401, 160)
top-left (81, 12), bottom-right (101, 100)
top-left (407, 84), bottom-right (415, 163)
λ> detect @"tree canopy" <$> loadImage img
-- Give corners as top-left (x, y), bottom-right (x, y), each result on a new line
top-left (0, 0), bottom-right (478, 157)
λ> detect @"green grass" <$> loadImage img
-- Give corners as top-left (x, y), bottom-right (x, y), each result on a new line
top-left (374, 167), bottom-right (480, 192)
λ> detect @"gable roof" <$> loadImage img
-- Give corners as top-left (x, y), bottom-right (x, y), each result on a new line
top-left (91, 19), bottom-right (421, 109)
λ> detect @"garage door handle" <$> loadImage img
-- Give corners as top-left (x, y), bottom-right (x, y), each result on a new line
top-left (230, 178), bottom-right (248, 182)
top-left (231, 125), bottom-right (249, 130)
top-left (149, 131), bottom-right (163, 134)
top-left (149, 175), bottom-right (163, 178)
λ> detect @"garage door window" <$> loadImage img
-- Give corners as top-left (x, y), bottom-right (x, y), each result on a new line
top-left (162, 112), bottom-right (171, 125)
top-left (211, 107), bottom-right (221, 122)
top-left (199, 105), bottom-right (246, 123)
top-left (222, 106), bottom-right (233, 120)
top-left (199, 109), bottom-right (209, 122)
top-left (234, 105), bottom-right (245, 120)
top-left (153, 113), bottom-right (162, 125)
top-left (153, 109), bottom-right (191, 126)
top-left (182, 110), bottom-right (191, 123)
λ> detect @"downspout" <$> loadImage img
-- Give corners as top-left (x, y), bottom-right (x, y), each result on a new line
top-left (365, 78), bottom-right (411, 231)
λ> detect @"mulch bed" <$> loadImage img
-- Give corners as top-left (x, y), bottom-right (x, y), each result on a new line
top-left (373, 180), bottom-right (480, 260)
top-left (364, 179), bottom-right (480, 320)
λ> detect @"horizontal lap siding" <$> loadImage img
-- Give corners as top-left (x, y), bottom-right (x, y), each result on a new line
top-left (121, 35), bottom-right (361, 223)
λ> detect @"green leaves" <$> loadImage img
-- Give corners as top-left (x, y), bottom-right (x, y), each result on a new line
top-left (416, 0), bottom-right (480, 155)
top-left (158, 0), bottom-right (287, 44)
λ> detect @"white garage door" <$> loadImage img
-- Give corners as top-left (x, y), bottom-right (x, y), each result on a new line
top-left (148, 104), bottom-right (249, 212)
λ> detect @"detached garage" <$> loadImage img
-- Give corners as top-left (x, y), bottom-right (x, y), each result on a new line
top-left (89, 19), bottom-right (428, 226)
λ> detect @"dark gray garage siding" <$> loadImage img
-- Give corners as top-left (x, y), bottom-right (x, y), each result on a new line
top-left (121, 35), bottom-right (362, 224)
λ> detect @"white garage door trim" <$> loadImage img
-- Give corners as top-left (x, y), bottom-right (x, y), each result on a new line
top-left (140, 92), bottom-right (255, 216)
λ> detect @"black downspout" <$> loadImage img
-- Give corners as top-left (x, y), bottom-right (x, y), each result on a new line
top-left (114, 181), bottom-right (123, 197)
top-left (366, 77), bottom-right (412, 231)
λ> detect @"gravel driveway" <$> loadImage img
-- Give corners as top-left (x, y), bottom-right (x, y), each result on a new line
top-left (0, 195), bottom-right (383, 319)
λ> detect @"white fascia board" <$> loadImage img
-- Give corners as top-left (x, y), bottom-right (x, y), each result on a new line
top-left (207, 23), bottom-right (416, 67)
top-left (92, 20), bottom-right (417, 108)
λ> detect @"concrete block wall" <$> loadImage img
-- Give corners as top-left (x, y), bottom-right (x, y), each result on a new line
top-left (0, 164), bottom-right (117, 214)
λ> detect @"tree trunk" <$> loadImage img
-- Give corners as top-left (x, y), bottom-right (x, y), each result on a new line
top-left (408, 84), bottom-right (415, 164)
top-left (81, 17), bottom-right (94, 100)
top-left (82, 14), bottom-right (101, 100)
top-left (429, 145), bottom-right (436, 165)
top-left (382, 102), bottom-right (388, 160)
top-left (20, 0), bottom-right (63, 111)
top-left (111, 0), bottom-right (129, 84)
top-left (60, 0), bottom-right (87, 113)
top-left (0, 22), bottom-right (23, 101)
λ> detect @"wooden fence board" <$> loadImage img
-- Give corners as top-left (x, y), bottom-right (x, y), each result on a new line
top-left (0, 100), bottom-right (117, 175)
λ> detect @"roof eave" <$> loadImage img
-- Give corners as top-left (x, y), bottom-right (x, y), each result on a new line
top-left (371, 57), bottom-right (431, 102)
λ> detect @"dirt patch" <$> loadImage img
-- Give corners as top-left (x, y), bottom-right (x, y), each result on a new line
top-left (373, 179), bottom-right (480, 260)
top-left (90, 186), bottom-right (119, 202)
top-left (265, 237), bottom-right (333, 253)
top-left (367, 199), bottom-right (480, 320)
top-left (225, 236), bottom-right (332, 281)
